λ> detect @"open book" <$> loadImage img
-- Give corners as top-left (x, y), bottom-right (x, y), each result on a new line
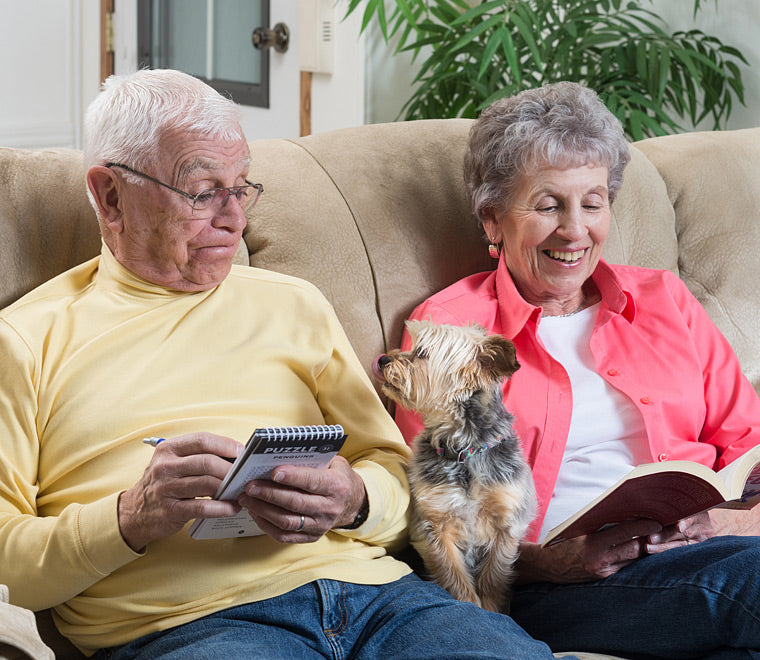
top-left (542, 444), bottom-right (760, 547)
top-left (189, 424), bottom-right (347, 540)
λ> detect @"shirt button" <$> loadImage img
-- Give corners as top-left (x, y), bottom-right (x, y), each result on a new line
top-left (640, 396), bottom-right (652, 404)
top-left (658, 453), bottom-right (669, 462)
top-left (607, 369), bottom-right (619, 376)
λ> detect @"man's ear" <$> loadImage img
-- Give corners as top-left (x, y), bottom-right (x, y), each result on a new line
top-left (86, 166), bottom-right (124, 233)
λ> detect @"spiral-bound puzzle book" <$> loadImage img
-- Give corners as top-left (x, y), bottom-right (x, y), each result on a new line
top-left (189, 425), bottom-right (347, 539)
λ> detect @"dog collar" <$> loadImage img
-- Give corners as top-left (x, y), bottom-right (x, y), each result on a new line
top-left (436, 437), bottom-right (502, 463)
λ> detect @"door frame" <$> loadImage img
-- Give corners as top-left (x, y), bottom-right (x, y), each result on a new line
top-left (100, 0), bottom-right (114, 82)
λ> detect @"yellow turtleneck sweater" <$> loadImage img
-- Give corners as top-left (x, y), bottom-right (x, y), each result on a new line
top-left (0, 244), bottom-right (411, 655)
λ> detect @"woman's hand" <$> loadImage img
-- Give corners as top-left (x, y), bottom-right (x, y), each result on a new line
top-left (238, 455), bottom-right (367, 544)
top-left (517, 519), bottom-right (662, 584)
top-left (709, 504), bottom-right (760, 536)
top-left (645, 511), bottom-right (715, 554)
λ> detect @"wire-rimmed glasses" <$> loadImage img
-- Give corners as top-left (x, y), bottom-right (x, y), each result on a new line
top-left (106, 162), bottom-right (263, 216)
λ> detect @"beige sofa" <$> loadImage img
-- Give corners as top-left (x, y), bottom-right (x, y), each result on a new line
top-left (1, 120), bottom-right (759, 659)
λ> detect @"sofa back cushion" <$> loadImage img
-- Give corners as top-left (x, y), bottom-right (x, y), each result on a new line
top-left (0, 148), bottom-right (101, 309)
top-left (246, 120), bottom-right (494, 375)
top-left (636, 128), bottom-right (760, 390)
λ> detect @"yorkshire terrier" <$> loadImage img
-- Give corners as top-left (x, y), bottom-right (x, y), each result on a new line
top-left (375, 320), bottom-right (536, 613)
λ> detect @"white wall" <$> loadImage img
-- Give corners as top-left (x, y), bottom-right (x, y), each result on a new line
top-left (311, 3), bottom-right (365, 135)
top-left (0, 0), bottom-right (100, 148)
top-left (365, 1), bottom-right (760, 131)
top-left (649, 0), bottom-right (760, 131)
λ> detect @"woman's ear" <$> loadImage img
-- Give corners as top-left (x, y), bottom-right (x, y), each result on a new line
top-left (480, 207), bottom-right (501, 243)
top-left (86, 166), bottom-right (124, 233)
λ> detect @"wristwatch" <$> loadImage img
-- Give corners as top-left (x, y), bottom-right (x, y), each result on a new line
top-left (341, 494), bottom-right (369, 529)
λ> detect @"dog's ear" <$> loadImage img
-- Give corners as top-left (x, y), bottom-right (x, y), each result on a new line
top-left (478, 335), bottom-right (520, 379)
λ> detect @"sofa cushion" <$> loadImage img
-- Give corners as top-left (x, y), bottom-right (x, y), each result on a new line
top-left (604, 145), bottom-right (679, 274)
top-left (245, 120), bottom-right (495, 378)
top-left (0, 585), bottom-right (54, 660)
top-left (636, 128), bottom-right (760, 393)
top-left (0, 148), bottom-right (101, 309)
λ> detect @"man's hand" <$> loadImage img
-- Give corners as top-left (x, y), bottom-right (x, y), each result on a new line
top-left (517, 519), bottom-right (663, 584)
top-left (118, 433), bottom-right (242, 552)
top-left (237, 455), bottom-right (367, 543)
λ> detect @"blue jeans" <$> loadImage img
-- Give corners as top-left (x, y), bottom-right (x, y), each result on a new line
top-left (511, 535), bottom-right (760, 659)
top-left (95, 573), bottom-right (568, 660)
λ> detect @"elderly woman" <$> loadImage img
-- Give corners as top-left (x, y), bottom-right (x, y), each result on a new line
top-left (395, 81), bottom-right (760, 658)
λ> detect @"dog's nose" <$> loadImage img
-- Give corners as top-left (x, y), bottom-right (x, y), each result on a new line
top-left (373, 354), bottom-right (389, 382)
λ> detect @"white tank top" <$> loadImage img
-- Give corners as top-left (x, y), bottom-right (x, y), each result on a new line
top-left (536, 303), bottom-right (650, 542)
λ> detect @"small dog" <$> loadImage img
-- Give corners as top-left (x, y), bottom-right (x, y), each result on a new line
top-left (375, 320), bottom-right (536, 613)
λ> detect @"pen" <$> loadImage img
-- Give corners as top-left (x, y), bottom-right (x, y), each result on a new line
top-left (142, 436), bottom-right (235, 462)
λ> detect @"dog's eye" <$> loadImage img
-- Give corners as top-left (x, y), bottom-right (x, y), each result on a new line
top-left (414, 348), bottom-right (428, 359)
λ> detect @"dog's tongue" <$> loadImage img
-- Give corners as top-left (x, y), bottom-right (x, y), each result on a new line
top-left (372, 355), bottom-right (386, 382)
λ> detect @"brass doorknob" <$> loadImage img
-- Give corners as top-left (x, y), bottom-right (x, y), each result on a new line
top-left (252, 22), bottom-right (290, 53)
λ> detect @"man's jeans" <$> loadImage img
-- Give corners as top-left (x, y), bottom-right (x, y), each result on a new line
top-left (511, 535), bottom-right (760, 659)
top-left (96, 573), bottom-right (569, 660)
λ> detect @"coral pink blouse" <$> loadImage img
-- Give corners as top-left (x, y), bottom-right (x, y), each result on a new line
top-left (395, 257), bottom-right (760, 541)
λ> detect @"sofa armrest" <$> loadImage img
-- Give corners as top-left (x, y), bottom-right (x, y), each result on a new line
top-left (0, 585), bottom-right (54, 660)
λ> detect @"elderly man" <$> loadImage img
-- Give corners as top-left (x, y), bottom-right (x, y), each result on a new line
top-left (0, 70), bottom-right (568, 660)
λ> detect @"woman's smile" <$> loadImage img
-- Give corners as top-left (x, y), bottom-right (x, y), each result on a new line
top-left (544, 248), bottom-right (588, 264)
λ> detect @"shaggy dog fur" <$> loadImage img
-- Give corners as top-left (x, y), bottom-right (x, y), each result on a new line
top-left (375, 320), bottom-right (536, 612)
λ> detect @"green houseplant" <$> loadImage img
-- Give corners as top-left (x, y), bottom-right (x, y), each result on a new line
top-left (346, 0), bottom-right (747, 139)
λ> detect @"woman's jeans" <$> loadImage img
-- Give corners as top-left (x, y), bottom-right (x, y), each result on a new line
top-left (511, 535), bottom-right (760, 659)
top-left (95, 573), bottom-right (568, 660)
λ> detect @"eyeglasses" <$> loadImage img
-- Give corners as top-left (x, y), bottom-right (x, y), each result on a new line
top-left (106, 162), bottom-right (263, 215)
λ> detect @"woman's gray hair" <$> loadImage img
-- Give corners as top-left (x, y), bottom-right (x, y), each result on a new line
top-left (83, 69), bottom-right (243, 171)
top-left (464, 81), bottom-right (630, 225)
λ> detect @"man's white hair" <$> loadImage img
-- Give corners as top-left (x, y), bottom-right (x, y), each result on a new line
top-left (83, 69), bottom-right (244, 171)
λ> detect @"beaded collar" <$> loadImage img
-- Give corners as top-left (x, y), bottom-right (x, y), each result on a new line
top-left (436, 437), bottom-right (502, 463)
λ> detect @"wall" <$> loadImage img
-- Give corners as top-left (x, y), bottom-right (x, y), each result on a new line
top-left (0, 0), bottom-right (100, 148)
top-left (651, 0), bottom-right (760, 131)
top-left (311, 3), bottom-right (365, 136)
top-left (365, 0), bottom-right (760, 131)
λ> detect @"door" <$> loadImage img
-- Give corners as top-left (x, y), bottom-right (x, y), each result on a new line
top-left (138, 0), bottom-right (270, 108)
top-left (112, 0), bottom-right (300, 139)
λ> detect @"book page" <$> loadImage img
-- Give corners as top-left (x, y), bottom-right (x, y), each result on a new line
top-left (716, 444), bottom-right (760, 506)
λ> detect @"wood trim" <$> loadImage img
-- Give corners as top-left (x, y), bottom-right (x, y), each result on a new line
top-left (100, 0), bottom-right (115, 82)
top-left (300, 71), bottom-right (312, 137)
